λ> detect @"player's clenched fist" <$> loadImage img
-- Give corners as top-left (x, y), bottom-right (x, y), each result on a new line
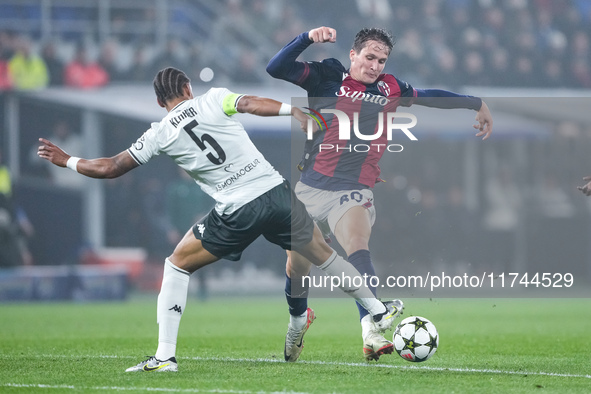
top-left (308, 26), bottom-right (337, 43)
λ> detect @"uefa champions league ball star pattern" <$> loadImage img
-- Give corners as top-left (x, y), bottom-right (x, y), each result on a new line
top-left (393, 316), bottom-right (439, 362)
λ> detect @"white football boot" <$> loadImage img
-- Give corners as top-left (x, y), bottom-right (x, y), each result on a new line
top-left (284, 308), bottom-right (316, 362)
top-left (363, 330), bottom-right (394, 361)
top-left (372, 299), bottom-right (404, 332)
top-left (125, 356), bottom-right (178, 372)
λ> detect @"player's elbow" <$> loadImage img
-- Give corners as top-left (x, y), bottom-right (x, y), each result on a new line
top-left (93, 164), bottom-right (117, 179)
top-left (236, 95), bottom-right (258, 114)
top-left (103, 153), bottom-right (137, 179)
top-left (98, 161), bottom-right (126, 179)
top-left (266, 60), bottom-right (283, 78)
top-left (103, 169), bottom-right (121, 179)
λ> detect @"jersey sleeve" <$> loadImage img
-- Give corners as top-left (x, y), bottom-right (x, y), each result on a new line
top-left (207, 87), bottom-right (245, 117)
top-left (221, 92), bottom-right (245, 116)
top-left (414, 88), bottom-right (482, 110)
top-left (396, 77), bottom-right (416, 97)
top-left (127, 124), bottom-right (161, 165)
top-left (266, 32), bottom-right (314, 85)
top-left (394, 77), bottom-right (417, 107)
top-left (299, 58), bottom-right (345, 93)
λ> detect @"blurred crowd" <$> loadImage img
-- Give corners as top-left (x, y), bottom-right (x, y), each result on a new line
top-left (0, 0), bottom-right (590, 90)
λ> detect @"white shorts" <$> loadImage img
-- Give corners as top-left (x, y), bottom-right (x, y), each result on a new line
top-left (294, 181), bottom-right (376, 238)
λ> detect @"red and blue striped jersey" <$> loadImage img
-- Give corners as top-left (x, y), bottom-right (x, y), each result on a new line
top-left (267, 33), bottom-right (416, 190)
top-left (267, 32), bottom-right (482, 190)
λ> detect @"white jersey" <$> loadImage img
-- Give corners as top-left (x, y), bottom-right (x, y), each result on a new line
top-left (127, 87), bottom-right (284, 215)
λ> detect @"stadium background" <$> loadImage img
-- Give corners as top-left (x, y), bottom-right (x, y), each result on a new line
top-left (1, 0), bottom-right (591, 300)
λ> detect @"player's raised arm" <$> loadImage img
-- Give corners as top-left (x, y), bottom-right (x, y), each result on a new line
top-left (266, 26), bottom-right (336, 86)
top-left (37, 137), bottom-right (138, 179)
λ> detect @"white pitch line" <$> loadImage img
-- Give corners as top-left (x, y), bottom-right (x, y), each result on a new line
top-left (1, 383), bottom-right (307, 394)
top-left (3, 353), bottom-right (591, 380)
top-left (186, 356), bottom-right (591, 379)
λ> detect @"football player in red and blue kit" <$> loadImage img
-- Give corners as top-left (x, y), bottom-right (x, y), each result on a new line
top-left (267, 26), bottom-right (493, 362)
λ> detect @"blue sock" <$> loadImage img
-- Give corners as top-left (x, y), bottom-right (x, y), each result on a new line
top-left (285, 274), bottom-right (308, 316)
top-left (349, 249), bottom-right (377, 320)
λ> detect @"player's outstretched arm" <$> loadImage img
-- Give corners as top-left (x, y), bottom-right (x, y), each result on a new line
top-left (236, 95), bottom-right (301, 117)
top-left (578, 176), bottom-right (591, 196)
top-left (474, 100), bottom-right (493, 140)
top-left (236, 96), bottom-right (309, 131)
top-left (37, 138), bottom-right (138, 179)
top-left (236, 95), bottom-right (285, 116)
top-left (414, 89), bottom-right (493, 140)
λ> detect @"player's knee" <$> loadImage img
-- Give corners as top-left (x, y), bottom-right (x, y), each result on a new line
top-left (346, 235), bottom-right (370, 252)
top-left (168, 252), bottom-right (189, 270)
top-left (286, 253), bottom-right (292, 275)
top-left (168, 245), bottom-right (198, 273)
top-left (312, 237), bottom-right (334, 261)
top-left (288, 252), bottom-right (312, 277)
top-left (295, 238), bottom-right (330, 266)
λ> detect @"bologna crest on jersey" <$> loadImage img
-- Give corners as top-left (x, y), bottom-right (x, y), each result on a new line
top-left (377, 81), bottom-right (390, 97)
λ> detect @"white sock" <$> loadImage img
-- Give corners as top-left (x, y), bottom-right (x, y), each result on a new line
top-left (155, 258), bottom-right (190, 361)
top-left (361, 314), bottom-right (374, 340)
top-left (289, 310), bottom-right (308, 331)
top-left (317, 251), bottom-right (386, 316)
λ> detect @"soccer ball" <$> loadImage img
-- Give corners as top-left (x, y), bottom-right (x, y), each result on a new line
top-left (393, 316), bottom-right (439, 362)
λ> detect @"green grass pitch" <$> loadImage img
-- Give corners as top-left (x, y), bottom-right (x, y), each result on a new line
top-left (1, 297), bottom-right (590, 393)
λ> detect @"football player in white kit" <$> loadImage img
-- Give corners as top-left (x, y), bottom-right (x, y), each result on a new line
top-left (37, 67), bottom-right (403, 371)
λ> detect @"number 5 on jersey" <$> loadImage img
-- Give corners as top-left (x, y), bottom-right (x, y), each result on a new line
top-left (183, 119), bottom-right (226, 165)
